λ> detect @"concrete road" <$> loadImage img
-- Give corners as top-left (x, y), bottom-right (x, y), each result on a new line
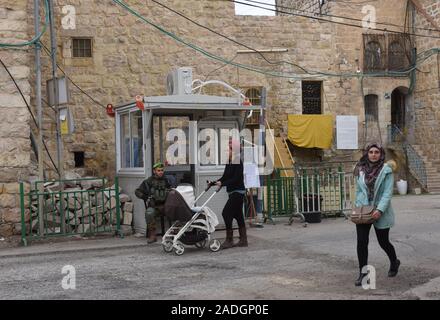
top-left (0, 194), bottom-right (439, 300)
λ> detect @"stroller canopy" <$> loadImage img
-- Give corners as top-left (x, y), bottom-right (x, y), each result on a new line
top-left (164, 188), bottom-right (194, 222)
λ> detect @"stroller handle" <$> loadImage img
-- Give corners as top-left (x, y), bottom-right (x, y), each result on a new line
top-left (205, 180), bottom-right (217, 192)
top-left (207, 180), bottom-right (222, 193)
top-left (194, 181), bottom-right (222, 205)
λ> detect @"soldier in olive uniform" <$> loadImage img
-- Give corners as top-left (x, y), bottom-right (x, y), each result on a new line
top-left (135, 162), bottom-right (171, 243)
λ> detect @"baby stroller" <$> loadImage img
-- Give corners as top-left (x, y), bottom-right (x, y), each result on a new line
top-left (162, 182), bottom-right (221, 255)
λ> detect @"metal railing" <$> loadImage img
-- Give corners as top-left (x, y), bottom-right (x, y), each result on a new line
top-left (20, 177), bottom-right (123, 246)
top-left (265, 165), bottom-right (356, 224)
top-left (387, 124), bottom-right (428, 190)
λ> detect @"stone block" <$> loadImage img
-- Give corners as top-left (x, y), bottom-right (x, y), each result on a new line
top-left (123, 211), bottom-right (133, 225)
top-left (80, 177), bottom-right (104, 190)
top-left (120, 225), bottom-right (133, 236)
top-left (45, 215), bottom-right (61, 227)
top-left (64, 171), bottom-right (82, 187)
top-left (93, 213), bottom-right (107, 227)
top-left (0, 194), bottom-right (16, 207)
top-left (0, 223), bottom-right (14, 237)
top-left (123, 202), bottom-right (133, 213)
top-left (1, 208), bottom-right (27, 223)
top-left (13, 222), bottom-right (30, 235)
top-left (106, 197), bottom-right (117, 210)
top-left (119, 193), bottom-right (131, 203)
top-left (76, 223), bottom-right (95, 234)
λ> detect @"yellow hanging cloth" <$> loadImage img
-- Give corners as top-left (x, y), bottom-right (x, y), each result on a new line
top-left (288, 115), bottom-right (334, 149)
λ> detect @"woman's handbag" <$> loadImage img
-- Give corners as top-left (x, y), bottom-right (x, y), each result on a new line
top-left (350, 205), bottom-right (376, 224)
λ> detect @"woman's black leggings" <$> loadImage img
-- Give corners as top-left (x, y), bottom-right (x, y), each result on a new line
top-left (356, 224), bottom-right (397, 271)
top-left (222, 192), bottom-right (245, 230)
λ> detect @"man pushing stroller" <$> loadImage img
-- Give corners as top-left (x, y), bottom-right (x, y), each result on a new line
top-left (135, 162), bottom-right (171, 244)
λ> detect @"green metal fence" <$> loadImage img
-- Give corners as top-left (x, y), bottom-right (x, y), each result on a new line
top-left (20, 177), bottom-right (123, 246)
top-left (265, 165), bottom-right (356, 224)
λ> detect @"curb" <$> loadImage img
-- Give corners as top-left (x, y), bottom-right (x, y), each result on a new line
top-left (0, 240), bottom-right (149, 259)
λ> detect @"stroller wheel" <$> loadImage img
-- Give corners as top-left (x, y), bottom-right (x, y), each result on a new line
top-left (173, 242), bottom-right (185, 256)
top-left (195, 239), bottom-right (207, 249)
top-left (162, 241), bottom-right (173, 253)
top-left (209, 239), bottom-right (221, 252)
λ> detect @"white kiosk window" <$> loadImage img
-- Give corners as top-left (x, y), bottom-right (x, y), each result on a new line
top-left (153, 116), bottom-right (190, 168)
top-left (198, 121), bottom-right (238, 170)
top-left (120, 110), bottom-right (143, 168)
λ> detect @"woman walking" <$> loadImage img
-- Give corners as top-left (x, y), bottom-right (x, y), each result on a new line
top-left (215, 139), bottom-right (247, 249)
top-left (353, 143), bottom-right (400, 286)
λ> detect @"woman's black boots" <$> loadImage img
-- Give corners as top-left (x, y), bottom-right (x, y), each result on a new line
top-left (355, 272), bottom-right (369, 287)
top-left (236, 226), bottom-right (248, 247)
top-left (388, 259), bottom-right (401, 277)
top-left (221, 229), bottom-right (234, 249)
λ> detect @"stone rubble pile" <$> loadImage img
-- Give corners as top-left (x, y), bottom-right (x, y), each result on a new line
top-left (29, 172), bottom-right (133, 235)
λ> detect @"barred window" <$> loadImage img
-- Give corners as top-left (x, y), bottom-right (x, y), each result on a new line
top-left (363, 34), bottom-right (411, 72)
top-left (244, 87), bottom-right (262, 106)
top-left (72, 38), bottom-right (92, 58)
top-left (364, 41), bottom-right (384, 72)
top-left (302, 81), bottom-right (322, 114)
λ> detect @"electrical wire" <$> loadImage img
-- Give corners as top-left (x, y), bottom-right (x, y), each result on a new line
top-left (152, 0), bottom-right (319, 75)
top-left (40, 42), bottom-right (106, 109)
top-left (0, 57), bottom-right (59, 174)
top-left (203, 54), bottom-right (239, 83)
top-left (0, 0), bottom-right (50, 48)
top-left (241, 0), bottom-right (440, 34)
top-left (227, 0), bottom-right (440, 39)
top-left (114, 0), bottom-right (439, 80)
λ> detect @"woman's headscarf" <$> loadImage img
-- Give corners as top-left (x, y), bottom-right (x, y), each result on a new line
top-left (354, 142), bottom-right (386, 201)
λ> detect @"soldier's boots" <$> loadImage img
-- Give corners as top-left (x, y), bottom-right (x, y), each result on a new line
top-left (147, 227), bottom-right (157, 244)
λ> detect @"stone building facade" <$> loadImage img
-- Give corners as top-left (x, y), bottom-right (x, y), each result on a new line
top-left (413, 0), bottom-right (440, 160)
top-left (0, 0), bottom-right (32, 237)
top-left (1, 0), bottom-right (439, 236)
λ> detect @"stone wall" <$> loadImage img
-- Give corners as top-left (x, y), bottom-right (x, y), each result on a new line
top-left (32, 0), bottom-right (412, 176)
top-left (276, 0), bottom-right (331, 15)
top-left (1, 0), bottom-right (434, 236)
top-left (413, 0), bottom-right (440, 162)
top-left (0, 0), bottom-right (32, 237)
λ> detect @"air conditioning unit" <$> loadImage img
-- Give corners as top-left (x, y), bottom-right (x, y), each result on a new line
top-left (166, 67), bottom-right (193, 95)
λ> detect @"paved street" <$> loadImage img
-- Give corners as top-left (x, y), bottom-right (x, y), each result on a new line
top-left (1, 194), bottom-right (439, 300)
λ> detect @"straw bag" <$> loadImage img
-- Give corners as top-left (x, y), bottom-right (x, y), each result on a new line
top-left (350, 205), bottom-right (376, 224)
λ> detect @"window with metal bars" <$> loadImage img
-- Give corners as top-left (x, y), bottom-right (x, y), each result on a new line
top-left (388, 34), bottom-right (411, 71)
top-left (363, 34), bottom-right (386, 72)
top-left (302, 81), bottom-right (322, 114)
top-left (72, 38), bottom-right (92, 58)
top-left (244, 87), bottom-right (262, 106)
top-left (363, 34), bottom-right (411, 72)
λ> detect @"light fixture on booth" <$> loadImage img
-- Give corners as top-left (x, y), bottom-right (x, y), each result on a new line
top-left (106, 103), bottom-right (115, 117)
top-left (242, 97), bottom-right (252, 106)
top-left (135, 95), bottom-right (145, 111)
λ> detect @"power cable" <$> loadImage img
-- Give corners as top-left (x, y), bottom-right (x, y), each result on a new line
top-left (114, 0), bottom-right (439, 79)
top-left (152, 0), bottom-right (317, 75)
top-left (0, 0), bottom-right (50, 48)
top-left (0, 57), bottom-right (59, 174)
top-left (242, 0), bottom-right (440, 33)
top-left (40, 42), bottom-right (106, 109)
top-left (227, 0), bottom-right (440, 39)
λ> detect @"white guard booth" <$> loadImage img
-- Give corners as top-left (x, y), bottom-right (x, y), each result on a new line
top-left (114, 70), bottom-right (264, 234)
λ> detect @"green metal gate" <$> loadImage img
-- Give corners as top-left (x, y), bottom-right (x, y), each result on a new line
top-left (20, 177), bottom-right (123, 246)
top-left (265, 165), bottom-right (356, 224)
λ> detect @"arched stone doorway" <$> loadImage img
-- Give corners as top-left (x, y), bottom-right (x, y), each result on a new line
top-left (391, 87), bottom-right (409, 132)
